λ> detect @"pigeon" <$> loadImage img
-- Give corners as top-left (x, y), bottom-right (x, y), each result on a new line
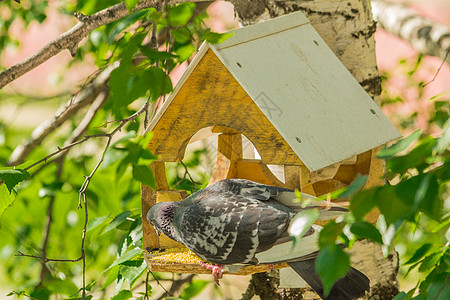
top-left (147, 179), bottom-right (370, 299)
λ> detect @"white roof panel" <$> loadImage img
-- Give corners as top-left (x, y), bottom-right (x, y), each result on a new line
top-left (211, 11), bottom-right (401, 171)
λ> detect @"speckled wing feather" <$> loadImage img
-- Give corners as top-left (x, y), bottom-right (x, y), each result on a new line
top-left (210, 179), bottom-right (348, 220)
top-left (174, 189), bottom-right (290, 265)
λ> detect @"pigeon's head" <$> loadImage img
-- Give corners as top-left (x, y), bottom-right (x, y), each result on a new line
top-left (146, 202), bottom-right (178, 240)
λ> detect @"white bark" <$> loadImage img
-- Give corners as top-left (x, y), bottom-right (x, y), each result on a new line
top-left (372, 0), bottom-right (450, 64)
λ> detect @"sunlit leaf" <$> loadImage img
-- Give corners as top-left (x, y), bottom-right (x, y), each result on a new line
top-left (168, 2), bottom-right (196, 26)
top-left (288, 209), bottom-right (319, 244)
top-left (106, 248), bottom-right (143, 271)
top-left (87, 216), bottom-right (110, 232)
top-left (0, 184), bottom-right (16, 221)
top-left (103, 211), bottom-right (132, 235)
top-left (203, 31), bottom-right (234, 44)
top-left (124, 0), bottom-right (140, 12)
top-left (434, 118), bottom-right (450, 154)
top-left (175, 43), bottom-right (196, 62)
top-left (405, 244), bottom-right (433, 265)
top-left (119, 260), bottom-right (147, 287)
top-left (377, 129), bottom-right (421, 159)
top-left (111, 289), bottom-right (133, 300)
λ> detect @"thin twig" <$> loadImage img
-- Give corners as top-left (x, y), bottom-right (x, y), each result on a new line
top-left (39, 159), bottom-right (64, 284)
top-left (16, 251), bottom-right (82, 263)
top-left (423, 49), bottom-right (450, 87)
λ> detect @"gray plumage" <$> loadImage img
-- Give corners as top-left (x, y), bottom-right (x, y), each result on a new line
top-left (147, 179), bottom-right (369, 299)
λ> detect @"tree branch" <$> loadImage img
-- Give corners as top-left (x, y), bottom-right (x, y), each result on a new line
top-left (372, 0), bottom-right (450, 65)
top-left (0, 0), bottom-right (211, 89)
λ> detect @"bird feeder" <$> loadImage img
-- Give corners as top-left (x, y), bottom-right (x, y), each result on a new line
top-left (141, 11), bottom-right (401, 276)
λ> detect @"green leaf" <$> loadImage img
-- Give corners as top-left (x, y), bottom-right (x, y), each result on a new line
top-left (434, 118), bottom-right (450, 154)
top-left (180, 280), bottom-right (210, 300)
top-left (0, 168), bottom-right (30, 193)
top-left (404, 244), bottom-right (433, 265)
top-left (426, 275), bottom-right (450, 300)
top-left (175, 43), bottom-right (196, 62)
top-left (315, 244), bottom-right (351, 297)
top-left (288, 209), bottom-right (319, 243)
top-left (101, 265), bottom-right (120, 290)
top-left (377, 129), bottom-right (421, 159)
top-left (0, 183), bottom-right (16, 221)
top-left (87, 216), bottom-right (109, 232)
top-left (375, 185), bottom-right (412, 225)
top-left (111, 289), bottom-right (133, 300)
top-left (109, 64), bottom-right (151, 113)
top-left (338, 174), bottom-right (368, 199)
top-left (350, 221), bottom-right (383, 244)
top-left (418, 252), bottom-right (442, 273)
top-left (203, 31), bottom-right (234, 44)
top-left (124, 0), bottom-right (140, 12)
top-left (172, 27), bottom-right (192, 44)
top-left (106, 248), bottom-right (143, 271)
top-left (318, 221), bottom-right (346, 248)
top-left (350, 189), bottom-right (377, 220)
top-left (103, 211), bottom-right (132, 235)
top-left (120, 260), bottom-right (147, 288)
top-left (108, 10), bottom-right (147, 43)
top-left (103, 148), bottom-right (129, 169)
top-left (416, 175), bottom-right (441, 221)
top-left (140, 46), bottom-right (178, 62)
top-left (146, 67), bottom-right (173, 101)
top-left (168, 2), bottom-right (196, 26)
top-left (393, 292), bottom-right (409, 300)
top-left (386, 136), bottom-right (436, 175)
top-left (132, 165), bottom-right (156, 189)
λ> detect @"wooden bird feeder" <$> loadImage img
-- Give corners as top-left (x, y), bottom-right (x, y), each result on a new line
top-left (141, 11), bottom-right (401, 276)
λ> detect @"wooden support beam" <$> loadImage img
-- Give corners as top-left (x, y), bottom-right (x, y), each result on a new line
top-left (151, 161), bottom-right (169, 190)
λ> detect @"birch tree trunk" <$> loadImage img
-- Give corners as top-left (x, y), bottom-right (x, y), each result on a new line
top-left (227, 1), bottom-right (399, 299)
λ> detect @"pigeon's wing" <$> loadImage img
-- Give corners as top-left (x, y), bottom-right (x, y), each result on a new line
top-left (174, 191), bottom-right (290, 265)
top-left (211, 179), bottom-right (347, 220)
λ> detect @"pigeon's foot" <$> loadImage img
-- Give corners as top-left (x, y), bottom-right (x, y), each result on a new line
top-left (198, 261), bottom-right (224, 285)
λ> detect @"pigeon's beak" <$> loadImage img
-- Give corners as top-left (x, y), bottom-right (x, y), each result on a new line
top-left (153, 225), bottom-right (161, 236)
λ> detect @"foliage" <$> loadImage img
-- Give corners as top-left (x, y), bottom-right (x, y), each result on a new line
top-left (0, 1), bottom-right (227, 299)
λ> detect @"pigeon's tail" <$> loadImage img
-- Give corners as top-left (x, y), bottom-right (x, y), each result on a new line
top-left (287, 260), bottom-right (370, 300)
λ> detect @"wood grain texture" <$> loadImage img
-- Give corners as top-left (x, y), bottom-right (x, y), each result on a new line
top-left (151, 161), bottom-right (169, 190)
top-left (141, 184), bottom-right (158, 250)
top-left (236, 159), bottom-right (285, 187)
top-left (147, 49), bottom-right (304, 166)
